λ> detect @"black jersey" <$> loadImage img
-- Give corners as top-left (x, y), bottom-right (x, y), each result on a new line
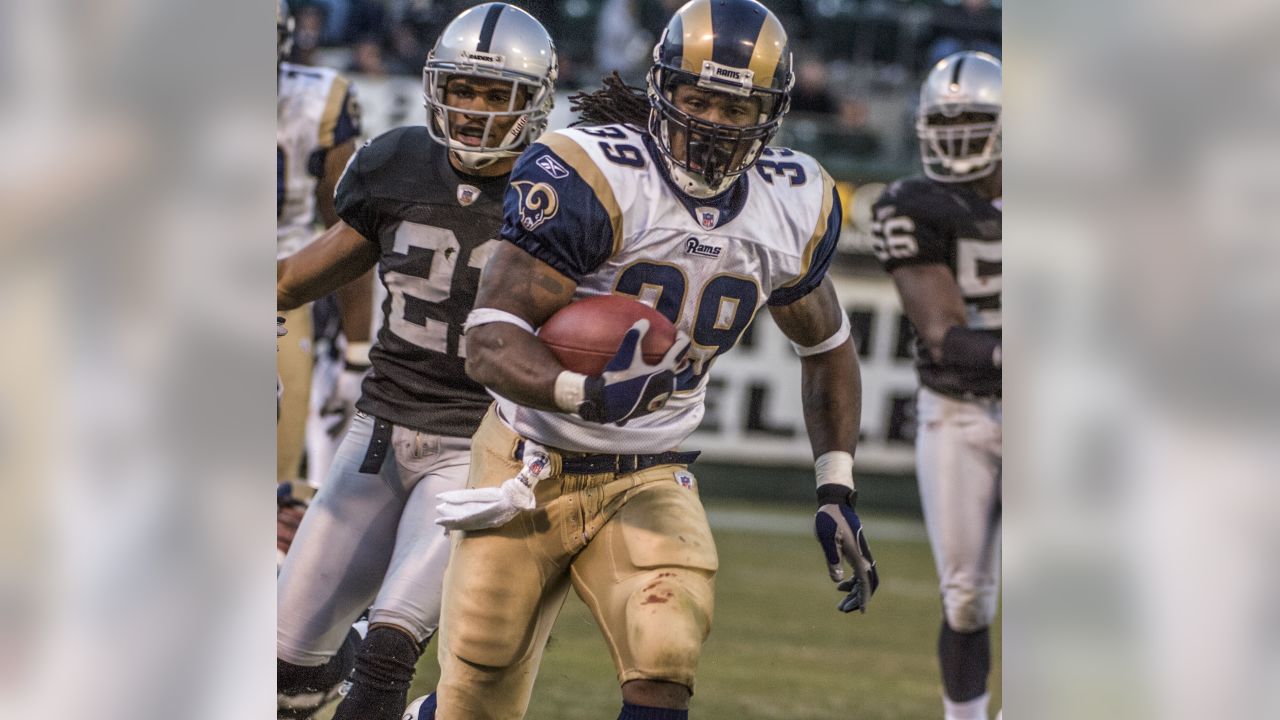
top-left (871, 176), bottom-right (1002, 399)
top-left (336, 126), bottom-right (510, 436)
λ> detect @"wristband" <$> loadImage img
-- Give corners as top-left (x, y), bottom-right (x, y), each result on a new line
top-left (464, 307), bottom-right (536, 335)
top-left (344, 341), bottom-right (372, 368)
top-left (815, 450), bottom-right (855, 493)
top-left (940, 325), bottom-right (1001, 371)
top-left (554, 371), bottom-right (588, 413)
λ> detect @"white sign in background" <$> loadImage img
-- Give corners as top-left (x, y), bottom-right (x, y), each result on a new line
top-left (689, 274), bottom-right (919, 473)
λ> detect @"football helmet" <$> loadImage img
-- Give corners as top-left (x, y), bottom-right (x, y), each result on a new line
top-left (916, 51), bottom-right (1002, 183)
top-left (423, 3), bottom-right (557, 170)
top-left (647, 0), bottom-right (794, 197)
top-left (277, 0), bottom-right (293, 65)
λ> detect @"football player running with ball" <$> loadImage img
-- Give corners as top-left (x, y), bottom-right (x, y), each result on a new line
top-left (871, 51), bottom-right (1003, 720)
top-left (274, 5), bottom-right (558, 719)
top-left (408, 2), bottom-right (878, 718)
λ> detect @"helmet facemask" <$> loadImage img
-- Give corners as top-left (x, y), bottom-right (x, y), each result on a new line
top-left (916, 109), bottom-right (1001, 183)
top-left (423, 59), bottom-right (555, 171)
top-left (647, 63), bottom-right (790, 197)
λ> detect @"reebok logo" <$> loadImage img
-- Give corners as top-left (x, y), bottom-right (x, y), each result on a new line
top-left (535, 154), bottom-right (570, 179)
top-left (685, 237), bottom-right (722, 258)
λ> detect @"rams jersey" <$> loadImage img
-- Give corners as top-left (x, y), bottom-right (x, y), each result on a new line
top-left (277, 61), bottom-right (361, 259)
top-left (495, 123), bottom-right (843, 454)
top-left (871, 176), bottom-right (1002, 398)
top-left (336, 126), bottom-right (510, 437)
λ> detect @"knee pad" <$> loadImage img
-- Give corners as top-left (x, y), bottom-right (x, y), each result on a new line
top-left (941, 586), bottom-right (996, 634)
top-left (277, 627), bottom-right (360, 719)
top-left (623, 570), bottom-right (713, 686)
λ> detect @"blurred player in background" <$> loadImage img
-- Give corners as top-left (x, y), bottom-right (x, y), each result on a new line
top-left (410, 2), bottom-right (877, 718)
top-left (871, 51), bottom-right (1002, 720)
top-left (275, 4), bottom-right (559, 719)
top-left (277, 0), bottom-right (371, 508)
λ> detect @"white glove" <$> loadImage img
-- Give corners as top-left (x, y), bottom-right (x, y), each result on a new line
top-left (436, 442), bottom-right (553, 531)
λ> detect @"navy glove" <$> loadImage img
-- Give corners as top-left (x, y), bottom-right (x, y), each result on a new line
top-left (577, 319), bottom-right (691, 425)
top-left (814, 484), bottom-right (880, 613)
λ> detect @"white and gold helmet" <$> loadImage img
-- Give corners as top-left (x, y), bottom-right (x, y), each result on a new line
top-left (423, 3), bottom-right (558, 170)
top-left (916, 51), bottom-right (1001, 183)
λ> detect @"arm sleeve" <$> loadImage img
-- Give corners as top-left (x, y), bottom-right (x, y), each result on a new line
top-left (871, 183), bottom-right (950, 272)
top-left (768, 183), bottom-right (843, 306)
top-left (500, 142), bottom-right (618, 281)
top-left (333, 141), bottom-right (378, 242)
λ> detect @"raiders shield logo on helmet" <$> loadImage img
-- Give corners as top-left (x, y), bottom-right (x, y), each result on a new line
top-left (457, 184), bottom-right (480, 206)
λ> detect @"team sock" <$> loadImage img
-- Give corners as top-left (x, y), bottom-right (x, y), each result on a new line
top-left (617, 702), bottom-right (689, 720)
top-left (331, 624), bottom-right (424, 720)
top-left (938, 621), bottom-right (990, 701)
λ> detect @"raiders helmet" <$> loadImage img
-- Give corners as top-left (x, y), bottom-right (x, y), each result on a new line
top-left (423, 3), bottom-right (558, 170)
top-left (917, 51), bottom-right (1002, 183)
top-left (277, 0), bottom-right (293, 65)
top-left (647, 0), bottom-right (794, 196)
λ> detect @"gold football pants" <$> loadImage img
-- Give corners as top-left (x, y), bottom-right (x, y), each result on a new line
top-left (276, 304), bottom-right (313, 497)
top-left (436, 408), bottom-right (718, 720)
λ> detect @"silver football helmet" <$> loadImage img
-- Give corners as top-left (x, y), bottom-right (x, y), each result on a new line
top-left (916, 51), bottom-right (1001, 183)
top-left (423, 3), bottom-right (557, 170)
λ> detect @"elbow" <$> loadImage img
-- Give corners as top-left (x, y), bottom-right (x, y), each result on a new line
top-left (464, 334), bottom-right (500, 388)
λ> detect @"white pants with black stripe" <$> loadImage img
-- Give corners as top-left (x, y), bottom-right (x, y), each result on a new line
top-left (277, 411), bottom-right (470, 665)
top-left (915, 386), bottom-right (1003, 632)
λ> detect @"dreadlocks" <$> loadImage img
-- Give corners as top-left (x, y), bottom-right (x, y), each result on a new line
top-left (569, 72), bottom-right (651, 128)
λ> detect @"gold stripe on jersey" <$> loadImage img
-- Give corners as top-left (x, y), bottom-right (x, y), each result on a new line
top-left (748, 15), bottom-right (787, 90)
top-left (538, 133), bottom-right (624, 256)
top-left (778, 167), bottom-right (836, 289)
top-left (318, 74), bottom-right (350, 149)
top-left (678, 0), bottom-right (716, 73)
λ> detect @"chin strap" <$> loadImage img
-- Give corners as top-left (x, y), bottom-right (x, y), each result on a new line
top-left (436, 108), bottom-right (530, 171)
top-left (664, 156), bottom-right (735, 198)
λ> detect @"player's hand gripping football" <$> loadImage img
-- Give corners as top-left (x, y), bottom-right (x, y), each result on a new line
top-left (814, 484), bottom-right (880, 613)
top-left (578, 319), bottom-right (692, 425)
top-left (436, 442), bottom-right (555, 531)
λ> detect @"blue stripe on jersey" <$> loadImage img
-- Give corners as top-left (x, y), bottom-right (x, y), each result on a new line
top-left (500, 144), bottom-right (615, 281)
top-left (767, 185), bottom-right (843, 306)
top-left (710, 1), bottom-right (767, 70)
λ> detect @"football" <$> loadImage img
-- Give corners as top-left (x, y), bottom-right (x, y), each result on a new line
top-left (538, 295), bottom-right (677, 376)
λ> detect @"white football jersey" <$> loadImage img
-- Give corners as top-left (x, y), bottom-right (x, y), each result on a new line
top-left (494, 124), bottom-right (843, 453)
top-left (277, 62), bottom-right (360, 259)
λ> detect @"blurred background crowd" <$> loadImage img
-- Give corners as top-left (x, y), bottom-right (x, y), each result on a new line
top-left (286, 0), bottom-right (1000, 186)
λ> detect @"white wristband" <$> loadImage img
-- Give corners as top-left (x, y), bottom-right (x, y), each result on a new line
top-left (815, 450), bottom-right (855, 492)
top-left (792, 312), bottom-right (851, 357)
top-left (344, 341), bottom-right (372, 366)
top-left (554, 371), bottom-right (588, 413)
top-left (464, 307), bottom-right (536, 335)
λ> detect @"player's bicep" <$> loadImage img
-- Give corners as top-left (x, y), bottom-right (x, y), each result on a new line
top-left (474, 241), bottom-right (577, 327)
top-left (770, 277), bottom-right (846, 349)
top-left (315, 138), bottom-right (357, 228)
top-left (889, 263), bottom-right (968, 354)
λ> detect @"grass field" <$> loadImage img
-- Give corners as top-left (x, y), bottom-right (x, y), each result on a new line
top-left (323, 497), bottom-right (1001, 719)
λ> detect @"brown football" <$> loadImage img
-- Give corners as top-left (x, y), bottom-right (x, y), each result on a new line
top-left (538, 295), bottom-right (678, 376)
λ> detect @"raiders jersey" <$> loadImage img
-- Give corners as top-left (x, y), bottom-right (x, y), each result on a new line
top-left (871, 176), bottom-right (1002, 398)
top-left (336, 126), bottom-right (510, 437)
top-left (277, 61), bottom-right (361, 259)
top-left (495, 123), bottom-right (843, 454)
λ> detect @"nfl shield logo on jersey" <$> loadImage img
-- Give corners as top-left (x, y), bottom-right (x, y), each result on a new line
top-left (695, 207), bottom-right (720, 230)
top-left (457, 184), bottom-right (480, 206)
top-left (674, 470), bottom-right (695, 490)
